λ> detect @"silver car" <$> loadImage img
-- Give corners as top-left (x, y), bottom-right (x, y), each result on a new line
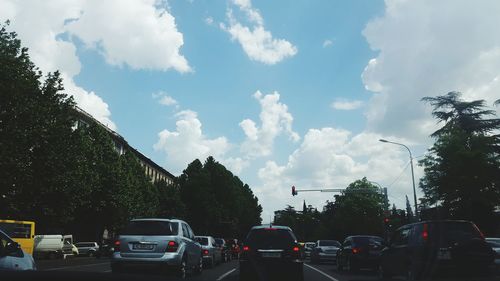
top-left (303, 242), bottom-right (316, 258)
top-left (0, 229), bottom-right (36, 270)
top-left (310, 240), bottom-right (341, 263)
top-left (74, 242), bottom-right (99, 257)
top-left (486, 238), bottom-right (500, 265)
top-left (195, 236), bottom-right (222, 268)
top-left (111, 218), bottom-right (203, 279)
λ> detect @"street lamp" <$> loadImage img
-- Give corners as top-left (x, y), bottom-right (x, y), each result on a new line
top-left (379, 139), bottom-right (418, 219)
top-left (368, 181), bottom-right (389, 212)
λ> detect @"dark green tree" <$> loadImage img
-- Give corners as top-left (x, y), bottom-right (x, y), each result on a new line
top-left (420, 92), bottom-right (500, 234)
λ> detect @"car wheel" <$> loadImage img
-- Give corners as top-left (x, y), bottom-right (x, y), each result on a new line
top-left (177, 258), bottom-right (187, 279)
top-left (193, 256), bottom-right (203, 275)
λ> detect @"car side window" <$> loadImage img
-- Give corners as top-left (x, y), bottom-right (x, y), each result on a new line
top-left (186, 224), bottom-right (195, 240)
top-left (343, 239), bottom-right (351, 247)
top-left (181, 224), bottom-right (189, 239)
top-left (392, 227), bottom-right (411, 246)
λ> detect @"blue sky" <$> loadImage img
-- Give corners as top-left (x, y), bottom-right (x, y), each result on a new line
top-left (3, 0), bottom-right (500, 221)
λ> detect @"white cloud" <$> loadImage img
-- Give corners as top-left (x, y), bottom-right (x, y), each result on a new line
top-left (254, 128), bottom-right (424, 219)
top-left (221, 0), bottom-right (297, 64)
top-left (0, 0), bottom-right (116, 130)
top-left (323, 39), bottom-right (333, 48)
top-left (362, 0), bottom-right (500, 141)
top-left (154, 110), bottom-right (232, 174)
top-left (240, 91), bottom-right (300, 158)
top-left (331, 99), bottom-right (364, 110)
top-left (205, 17), bottom-right (214, 25)
top-left (152, 91), bottom-right (178, 107)
top-left (65, 0), bottom-right (191, 73)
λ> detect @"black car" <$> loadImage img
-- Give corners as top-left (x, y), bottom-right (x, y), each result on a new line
top-left (239, 225), bottom-right (303, 281)
top-left (215, 238), bottom-right (232, 262)
top-left (336, 235), bottom-right (383, 272)
top-left (379, 220), bottom-right (495, 280)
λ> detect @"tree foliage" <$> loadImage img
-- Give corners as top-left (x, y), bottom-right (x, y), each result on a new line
top-left (420, 92), bottom-right (500, 234)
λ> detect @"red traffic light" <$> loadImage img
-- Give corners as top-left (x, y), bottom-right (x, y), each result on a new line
top-left (292, 186), bottom-right (297, 196)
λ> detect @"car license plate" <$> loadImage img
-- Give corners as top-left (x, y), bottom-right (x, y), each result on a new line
top-left (437, 249), bottom-right (451, 260)
top-left (133, 243), bottom-right (154, 250)
top-left (261, 252), bottom-right (281, 258)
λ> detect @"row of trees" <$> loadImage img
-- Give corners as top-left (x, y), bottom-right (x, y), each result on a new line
top-left (0, 23), bottom-right (262, 241)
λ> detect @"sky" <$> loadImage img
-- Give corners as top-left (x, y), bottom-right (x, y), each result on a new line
top-left (2, 0), bottom-right (500, 223)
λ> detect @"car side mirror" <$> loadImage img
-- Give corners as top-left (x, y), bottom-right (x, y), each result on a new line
top-left (4, 242), bottom-right (21, 255)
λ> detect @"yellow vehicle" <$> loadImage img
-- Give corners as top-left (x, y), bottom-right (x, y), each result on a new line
top-left (0, 219), bottom-right (36, 255)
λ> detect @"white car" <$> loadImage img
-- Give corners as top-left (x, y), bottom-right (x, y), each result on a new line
top-left (486, 238), bottom-right (500, 265)
top-left (0, 229), bottom-right (36, 270)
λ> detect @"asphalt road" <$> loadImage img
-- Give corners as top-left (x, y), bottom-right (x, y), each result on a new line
top-left (12, 257), bottom-right (496, 281)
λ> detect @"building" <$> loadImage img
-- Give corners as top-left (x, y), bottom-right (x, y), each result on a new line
top-left (74, 106), bottom-right (175, 185)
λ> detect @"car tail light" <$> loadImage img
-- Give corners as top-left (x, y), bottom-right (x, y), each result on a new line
top-left (166, 241), bottom-right (178, 252)
top-left (203, 249), bottom-right (209, 256)
top-left (293, 246), bottom-right (300, 252)
top-left (114, 240), bottom-right (121, 252)
top-left (243, 246), bottom-right (250, 251)
top-left (422, 223), bottom-right (429, 241)
top-left (352, 247), bottom-right (361, 254)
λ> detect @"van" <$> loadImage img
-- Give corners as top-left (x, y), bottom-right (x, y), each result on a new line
top-left (33, 234), bottom-right (74, 259)
top-left (379, 220), bottom-right (495, 280)
top-left (0, 220), bottom-right (36, 255)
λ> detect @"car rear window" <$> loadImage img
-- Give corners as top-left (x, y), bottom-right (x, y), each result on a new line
top-left (352, 236), bottom-right (383, 246)
top-left (246, 228), bottom-right (296, 249)
top-left (0, 223), bottom-right (31, 239)
top-left (196, 237), bottom-right (209, 245)
top-left (430, 222), bottom-right (482, 246)
top-left (318, 240), bottom-right (340, 247)
top-left (215, 238), bottom-right (224, 245)
top-left (121, 221), bottom-right (178, 236)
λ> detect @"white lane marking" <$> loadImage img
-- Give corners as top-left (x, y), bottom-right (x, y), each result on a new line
top-left (217, 268), bottom-right (237, 281)
top-left (43, 262), bottom-right (110, 271)
top-left (304, 263), bottom-right (340, 281)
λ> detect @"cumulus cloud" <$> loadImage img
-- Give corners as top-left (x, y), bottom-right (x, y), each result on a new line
top-left (0, 0), bottom-right (117, 129)
top-left (323, 39), bottom-right (333, 48)
top-left (152, 91), bottom-right (178, 107)
top-left (362, 0), bottom-right (500, 141)
top-left (254, 128), bottom-right (424, 218)
top-left (154, 110), bottom-right (236, 174)
top-left (221, 0), bottom-right (297, 64)
top-left (65, 0), bottom-right (190, 72)
top-left (240, 91), bottom-right (300, 158)
top-left (331, 98), bottom-right (364, 110)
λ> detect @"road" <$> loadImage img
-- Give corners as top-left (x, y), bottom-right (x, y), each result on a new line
top-left (17, 257), bottom-right (496, 281)
top-left (33, 257), bottom-right (377, 281)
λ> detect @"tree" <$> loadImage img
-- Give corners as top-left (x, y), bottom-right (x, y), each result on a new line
top-left (405, 195), bottom-right (414, 220)
top-left (420, 92), bottom-right (500, 234)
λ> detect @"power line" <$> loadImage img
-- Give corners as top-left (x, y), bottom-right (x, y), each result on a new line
top-left (388, 160), bottom-right (411, 188)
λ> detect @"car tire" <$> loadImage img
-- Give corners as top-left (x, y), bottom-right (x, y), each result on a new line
top-left (177, 258), bottom-right (187, 279)
top-left (193, 257), bottom-right (203, 275)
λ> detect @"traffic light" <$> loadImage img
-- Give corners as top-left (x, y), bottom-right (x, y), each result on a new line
top-left (292, 186), bottom-right (297, 196)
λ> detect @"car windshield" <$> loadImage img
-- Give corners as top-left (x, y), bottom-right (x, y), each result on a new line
top-left (121, 221), bottom-right (177, 236)
top-left (196, 237), bottom-right (209, 246)
top-left (431, 222), bottom-right (483, 246)
top-left (246, 229), bottom-right (296, 249)
top-left (318, 240), bottom-right (340, 247)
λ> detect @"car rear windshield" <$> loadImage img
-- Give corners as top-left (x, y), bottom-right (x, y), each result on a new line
top-left (215, 238), bottom-right (224, 245)
top-left (246, 228), bottom-right (296, 249)
top-left (352, 236), bottom-right (383, 246)
top-left (0, 222), bottom-right (31, 238)
top-left (196, 237), bottom-right (209, 245)
top-left (121, 221), bottom-right (178, 236)
top-left (430, 222), bottom-right (482, 246)
top-left (318, 240), bottom-right (340, 247)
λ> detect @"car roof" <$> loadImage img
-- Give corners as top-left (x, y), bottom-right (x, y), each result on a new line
top-left (346, 235), bottom-right (382, 239)
top-left (131, 218), bottom-right (184, 223)
top-left (400, 219), bottom-right (473, 228)
top-left (250, 225), bottom-right (292, 231)
top-left (195, 236), bottom-right (213, 238)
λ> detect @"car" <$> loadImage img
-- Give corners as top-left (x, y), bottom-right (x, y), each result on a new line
top-left (74, 242), bottom-right (99, 257)
top-left (0, 229), bottom-right (37, 270)
top-left (195, 236), bottom-right (222, 268)
top-left (486, 238), bottom-right (500, 265)
top-left (378, 220), bottom-right (494, 280)
top-left (111, 218), bottom-right (203, 279)
top-left (310, 240), bottom-right (340, 263)
top-left (239, 225), bottom-right (303, 281)
top-left (96, 239), bottom-right (115, 258)
top-left (215, 238), bottom-right (231, 262)
top-left (303, 242), bottom-right (315, 258)
top-left (336, 235), bottom-right (383, 272)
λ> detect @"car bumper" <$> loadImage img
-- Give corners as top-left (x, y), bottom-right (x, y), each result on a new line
top-left (111, 252), bottom-right (183, 267)
top-left (313, 253), bottom-right (337, 261)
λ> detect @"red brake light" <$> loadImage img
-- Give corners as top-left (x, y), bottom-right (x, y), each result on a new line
top-left (422, 223), bottom-right (429, 241)
top-left (293, 246), bottom-right (300, 252)
top-left (243, 246), bottom-right (250, 251)
top-left (352, 247), bottom-right (360, 254)
top-left (166, 241), bottom-right (178, 252)
top-left (203, 249), bottom-right (209, 255)
top-left (114, 240), bottom-right (121, 252)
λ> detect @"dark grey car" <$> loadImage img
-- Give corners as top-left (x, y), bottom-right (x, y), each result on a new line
top-left (111, 218), bottom-right (203, 279)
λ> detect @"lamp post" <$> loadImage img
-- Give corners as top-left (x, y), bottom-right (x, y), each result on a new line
top-left (379, 139), bottom-right (418, 219)
top-left (368, 181), bottom-right (389, 212)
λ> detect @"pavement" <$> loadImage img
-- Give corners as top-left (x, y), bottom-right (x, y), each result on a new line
top-left (1, 256), bottom-right (498, 281)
